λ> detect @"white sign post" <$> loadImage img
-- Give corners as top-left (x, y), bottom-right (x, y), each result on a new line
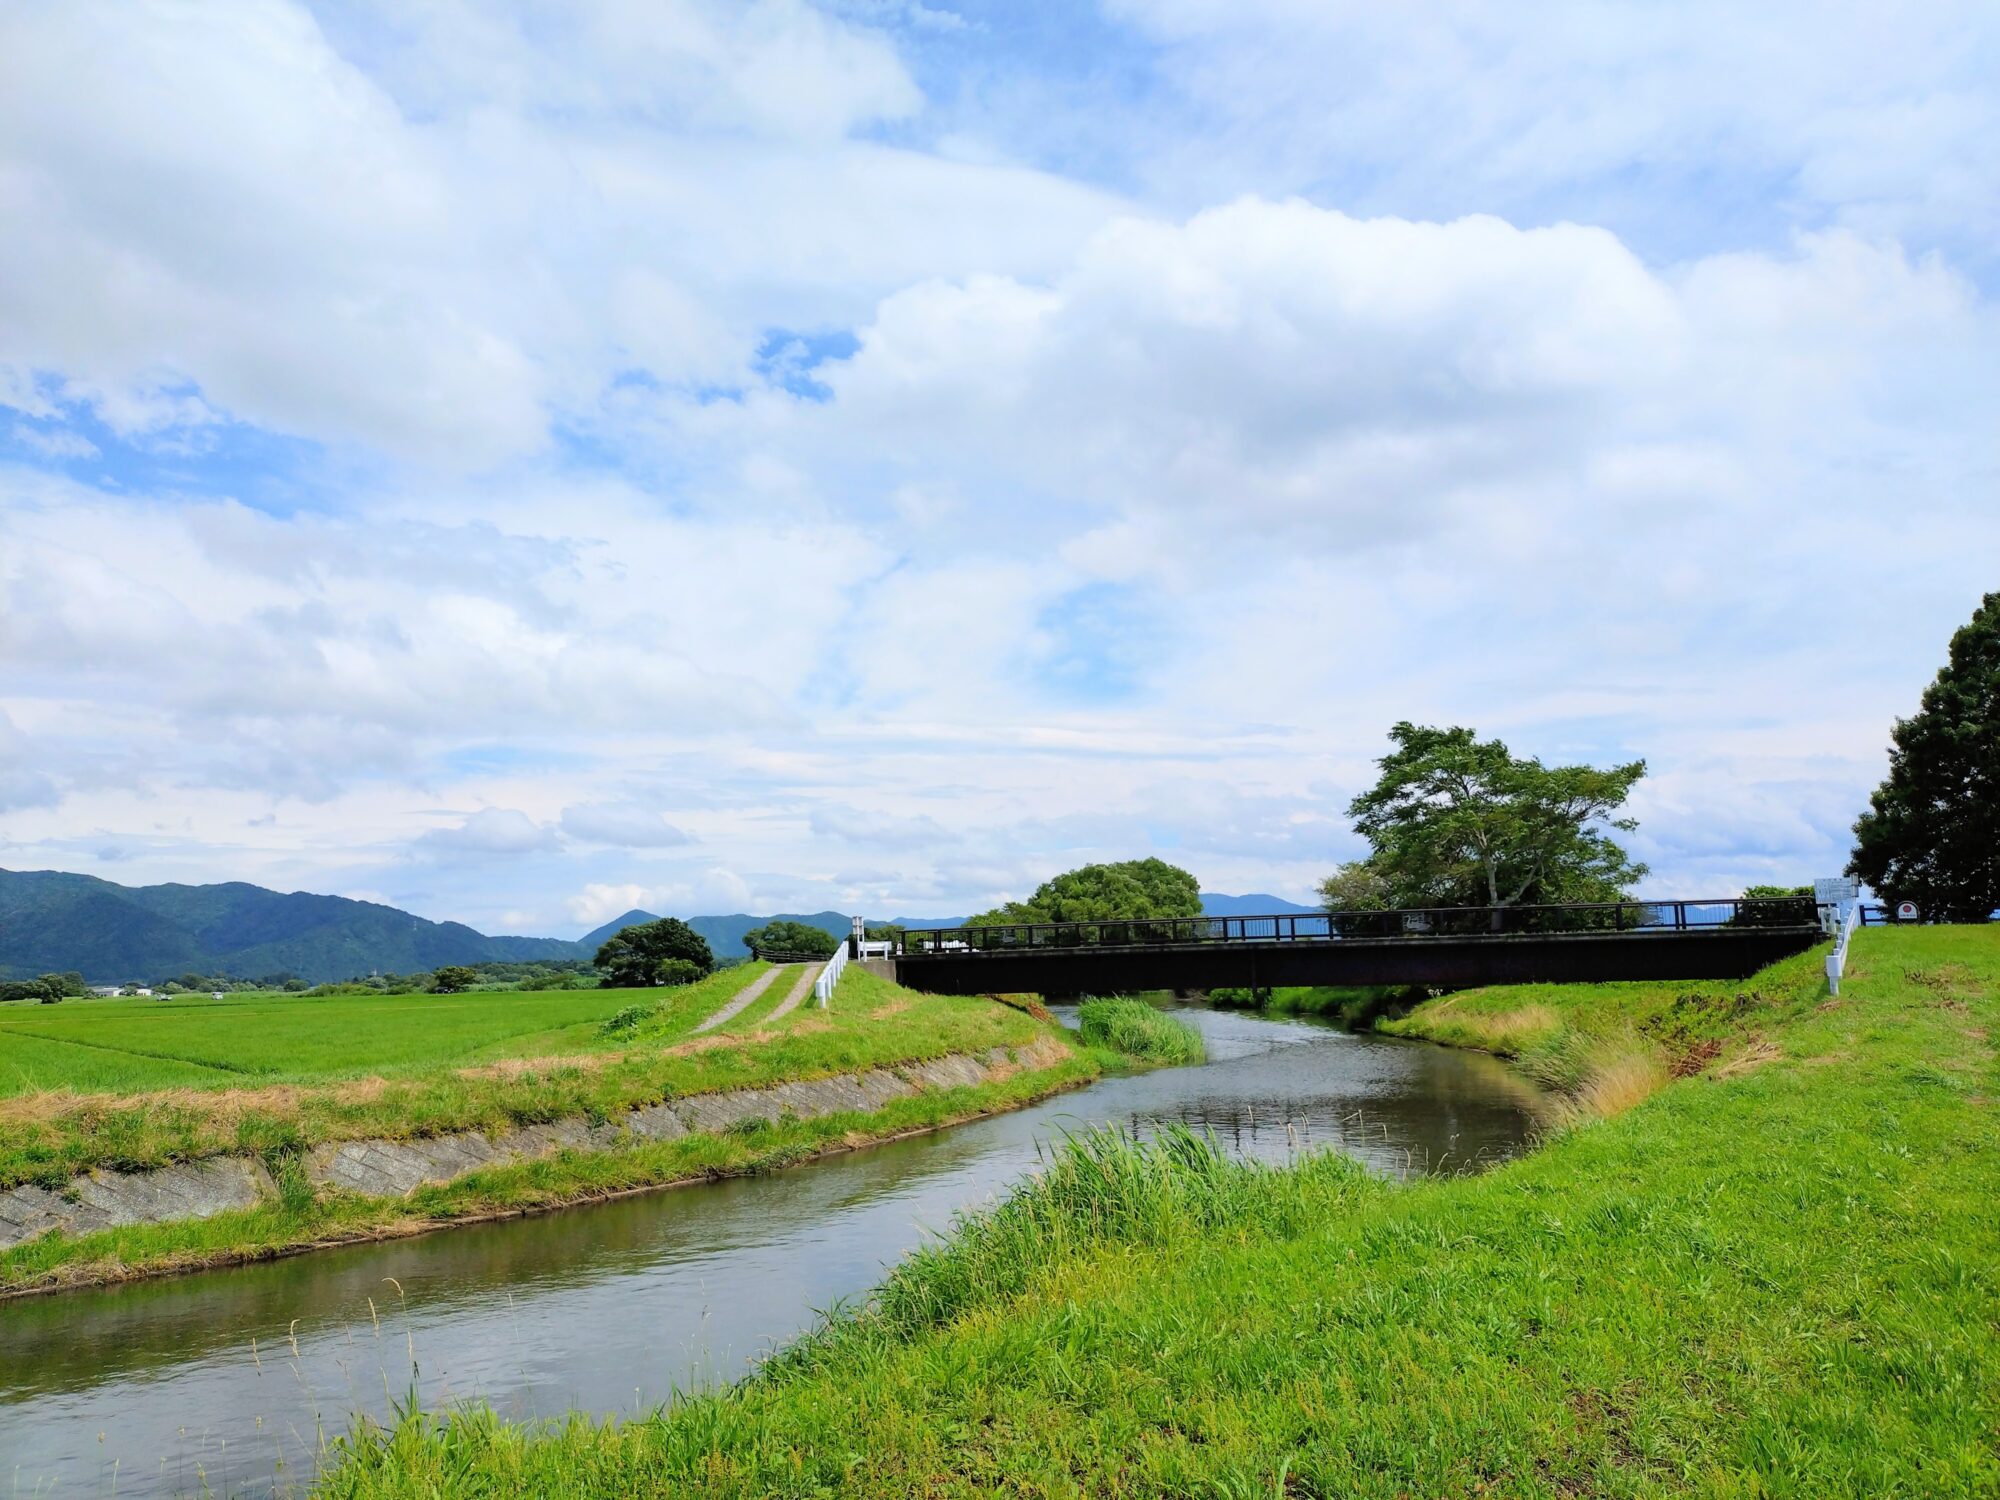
top-left (1814, 877), bottom-right (1859, 935)
top-left (1896, 900), bottom-right (1919, 923)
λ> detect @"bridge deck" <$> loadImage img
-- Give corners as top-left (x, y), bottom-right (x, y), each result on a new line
top-left (889, 897), bottom-right (1828, 995)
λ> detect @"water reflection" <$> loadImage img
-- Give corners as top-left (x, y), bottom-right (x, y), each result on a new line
top-left (0, 1005), bottom-right (1541, 1497)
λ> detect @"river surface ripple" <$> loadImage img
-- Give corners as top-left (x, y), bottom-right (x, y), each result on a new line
top-left (0, 1004), bottom-right (1542, 1497)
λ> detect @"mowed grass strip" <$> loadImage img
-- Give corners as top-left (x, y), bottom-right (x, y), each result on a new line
top-left (317, 926), bottom-right (2000, 1499)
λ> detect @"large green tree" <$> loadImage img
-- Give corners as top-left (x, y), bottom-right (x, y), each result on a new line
top-left (742, 919), bottom-right (840, 957)
top-left (1338, 723), bottom-right (1647, 914)
top-left (595, 918), bottom-right (716, 988)
top-left (1848, 592), bottom-right (2000, 921)
top-left (968, 858), bottom-right (1203, 926)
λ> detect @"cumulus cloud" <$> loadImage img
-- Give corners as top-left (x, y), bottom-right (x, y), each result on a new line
top-left (0, 0), bottom-right (1116, 466)
top-left (417, 808), bottom-right (558, 856)
top-left (816, 203), bottom-right (1987, 555)
top-left (567, 869), bottom-right (755, 926)
top-left (560, 802), bottom-right (694, 848)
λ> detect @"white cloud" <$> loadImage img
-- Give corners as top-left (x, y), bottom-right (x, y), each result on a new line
top-left (0, 0), bottom-right (1118, 466)
top-left (1100, 1), bottom-right (2000, 264)
top-left (560, 802), bottom-right (694, 848)
top-left (417, 807), bottom-right (557, 856)
top-left (566, 868), bottom-right (755, 925)
top-left (816, 203), bottom-right (1987, 555)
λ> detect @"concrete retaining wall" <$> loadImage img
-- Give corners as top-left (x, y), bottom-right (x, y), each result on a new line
top-left (0, 1041), bottom-right (1059, 1252)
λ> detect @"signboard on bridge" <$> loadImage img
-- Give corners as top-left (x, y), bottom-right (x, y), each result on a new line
top-left (1814, 877), bottom-right (1859, 907)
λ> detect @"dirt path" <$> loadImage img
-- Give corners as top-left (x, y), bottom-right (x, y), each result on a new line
top-left (766, 963), bottom-right (824, 1022)
top-left (693, 965), bottom-right (788, 1034)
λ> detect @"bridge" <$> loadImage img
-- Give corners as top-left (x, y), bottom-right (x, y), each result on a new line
top-left (884, 896), bottom-right (1828, 996)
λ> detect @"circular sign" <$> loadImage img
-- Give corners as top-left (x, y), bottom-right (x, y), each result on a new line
top-left (1896, 900), bottom-right (1919, 922)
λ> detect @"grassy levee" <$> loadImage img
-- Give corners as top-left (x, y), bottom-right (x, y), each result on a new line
top-left (1, 966), bottom-right (1102, 1295)
top-left (315, 926), bottom-right (1998, 1498)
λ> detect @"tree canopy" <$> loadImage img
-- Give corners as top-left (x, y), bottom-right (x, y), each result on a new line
top-left (1333, 722), bottom-right (1647, 911)
top-left (594, 917), bottom-right (715, 988)
top-left (968, 858), bottom-right (1203, 926)
top-left (1848, 592), bottom-right (2000, 921)
top-left (429, 965), bottom-right (477, 994)
top-left (742, 920), bottom-right (841, 957)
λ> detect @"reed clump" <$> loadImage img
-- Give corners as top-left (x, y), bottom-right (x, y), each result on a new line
top-left (771, 1125), bottom-right (1370, 1369)
top-left (1075, 997), bottom-right (1205, 1065)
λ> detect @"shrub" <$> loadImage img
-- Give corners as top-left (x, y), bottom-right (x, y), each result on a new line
top-left (598, 1002), bottom-right (658, 1036)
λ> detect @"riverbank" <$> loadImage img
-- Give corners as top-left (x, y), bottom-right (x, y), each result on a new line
top-left (319, 925), bottom-right (1998, 1497)
top-left (0, 968), bottom-right (1102, 1297)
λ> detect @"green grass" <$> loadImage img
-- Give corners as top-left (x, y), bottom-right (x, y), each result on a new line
top-left (315, 926), bottom-right (2000, 1498)
top-left (0, 965), bottom-right (1091, 1292)
top-left (0, 967), bottom-right (773, 1095)
top-left (1075, 997), bottom-right (1205, 1066)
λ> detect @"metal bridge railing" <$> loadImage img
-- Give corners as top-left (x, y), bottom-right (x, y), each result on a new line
top-left (897, 895), bottom-right (1824, 956)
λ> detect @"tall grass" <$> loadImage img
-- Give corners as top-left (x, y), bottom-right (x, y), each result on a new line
top-left (1075, 997), bottom-right (1204, 1065)
top-left (768, 1126), bottom-right (1370, 1372)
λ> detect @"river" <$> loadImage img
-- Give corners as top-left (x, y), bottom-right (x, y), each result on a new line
top-left (0, 1003), bottom-right (1542, 1497)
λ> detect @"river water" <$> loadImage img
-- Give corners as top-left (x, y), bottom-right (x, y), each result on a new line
top-left (0, 1004), bottom-right (1542, 1497)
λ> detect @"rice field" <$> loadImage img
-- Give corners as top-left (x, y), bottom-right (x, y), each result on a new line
top-left (0, 969), bottom-right (764, 1098)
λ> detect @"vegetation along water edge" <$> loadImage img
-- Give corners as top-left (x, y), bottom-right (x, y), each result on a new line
top-left (317, 924), bottom-right (1998, 1498)
top-left (0, 965), bottom-right (1181, 1298)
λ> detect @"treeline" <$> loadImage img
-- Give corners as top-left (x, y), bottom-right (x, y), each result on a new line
top-left (296, 958), bottom-right (602, 997)
top-left (0, 971), bottom-right (87, 1003)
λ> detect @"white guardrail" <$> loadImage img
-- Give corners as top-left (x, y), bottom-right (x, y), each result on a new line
top-left (813, 919), bottom-right (861, 1008)
top-left (1825, 897), bottom-right (1864, 996)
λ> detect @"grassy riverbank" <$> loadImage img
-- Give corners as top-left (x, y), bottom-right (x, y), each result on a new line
top-left (1, 968), bottom-right (1104, 1295)
top-left (319, 925), bottom-right (1998, 1497)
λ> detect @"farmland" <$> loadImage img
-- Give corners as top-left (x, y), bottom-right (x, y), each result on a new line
top-left (0, 981), bottom-right (679, 1097)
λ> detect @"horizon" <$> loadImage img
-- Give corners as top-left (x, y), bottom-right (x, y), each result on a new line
top-left (2, 4), bottom-right (1994, 933)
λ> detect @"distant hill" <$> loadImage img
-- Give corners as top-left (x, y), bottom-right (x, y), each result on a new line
top-left (0, 868), bottom-right (578, 985)
top-left (1200, 892), bottom-right (1317, 916)
top-left (578, 908), bottom-right (662, 949)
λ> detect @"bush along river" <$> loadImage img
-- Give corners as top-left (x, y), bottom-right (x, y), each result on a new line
top-left (0, 1002), bottom-right (1543, 1498)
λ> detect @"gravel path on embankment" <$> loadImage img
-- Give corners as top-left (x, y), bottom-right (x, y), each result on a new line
top-left (766, 963), bottom-right (823, 1021)
top-left (693, 965), bottom-right (787, 1033)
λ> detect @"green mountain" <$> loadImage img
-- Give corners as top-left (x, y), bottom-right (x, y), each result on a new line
top-left (0, 868), bottom-right (578, 985)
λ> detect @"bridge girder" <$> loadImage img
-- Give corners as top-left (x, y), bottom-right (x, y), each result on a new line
top-left (892, 928), bottom-right (1822, 997)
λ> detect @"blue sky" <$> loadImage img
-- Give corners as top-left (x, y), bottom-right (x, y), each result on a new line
top-left (1, 0), bottom-right (1995, 936)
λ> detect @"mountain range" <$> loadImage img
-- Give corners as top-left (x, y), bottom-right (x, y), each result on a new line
top-left (0, 868), bottom-right (1314, 984)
